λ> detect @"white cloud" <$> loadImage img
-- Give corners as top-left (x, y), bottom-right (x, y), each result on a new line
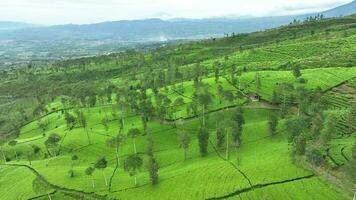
top-left (0, 0), bottom-right (352, 25)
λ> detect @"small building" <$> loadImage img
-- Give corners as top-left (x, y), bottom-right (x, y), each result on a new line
top-left (248, 93), bottom-right (260, 102)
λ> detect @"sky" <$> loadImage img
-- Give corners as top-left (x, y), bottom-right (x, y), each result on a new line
top-left (0, 0), bottom-right (353, 25)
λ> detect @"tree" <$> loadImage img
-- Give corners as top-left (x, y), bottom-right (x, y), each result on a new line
top-left (147, 157), bottom-right (159, 185)
top-left (71, 154), bottom-right (78, 169)
top-left (8, 140), bottom-right (18, 160)
top-left (198, 128), bottom-right (209, 157)
top-left (307, 148), bottom-right (325, 166)
top-left (76, 110), bottom-right (91, 144)
top-left (255, 72), bottom-right (261, 94)
top-left (292, 65), bottom-right (301, 79)
top-left (197, 90), bottom-right (212, 127)
top-left (216, 128), bottom-right (225, 149)
top-left (128, 128), bottom-right (141, 154)
top-left (285, 117), bottom-right (305, 143)
top-left (64, 111), bottom-right (76, 130)
top-left (85, 167), bottom-right (95, 189)
top-left (268, 114), bottom-right (278, 135)
top-left (124, 154), bottom-right (143, 186)
top-left (231, 123), bottom-right (242, 147)
top-left (292, 135), bottom-right (306, 155)
top-left (311, 113), bottom-right (324, 138)
top-left (178, 130), bottom-right (191, 160)
top-left (94, 157), bottom-right (108, 186)
top-left (321, 114), bottom-right (337, 143)
top-left (44, 133), bottom-right (62, 157)
top-left (106, 133), bottom-right (126, 167)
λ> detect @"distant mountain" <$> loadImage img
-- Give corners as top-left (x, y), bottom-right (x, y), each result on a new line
top-left (0, 21), bottom-right (37, 32)
top-left (322, 0), bottom-right (356, 17)
top-left (0, 17), bottom-right (299, 41)
top-left (0, 1), bottom-right (355, 67)
top-left (0, 1), bottom-right (355, 41)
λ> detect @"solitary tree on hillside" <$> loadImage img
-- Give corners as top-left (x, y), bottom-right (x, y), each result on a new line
top-left (106, 133), bottom-right (126, 167)
top-left (292, 65), bottom-right (302, 79)
top-left (124, 154), bottom-right (143, 186)
top-left (147, 156), bottom-right (159, 185)
top-left (85, 167), bottom-right (95, 189)
top-left (178, 129), bottom-right (191, 160)
top-left (197, 90), bottom-right (212, 127)
top-left (44, 133), bottom-right (62, 157)
top-left (76, 110), bottom-right (91, 144)
top-left (198, 128), bottom-right (209, 157)
top-left (216, 127), bottom-right (225, 149)
top-left (128, 128), bottom-right (141, 154)
top-left (64, 111), bottom-right (76, 130)
top-left (94, 157), bottom-right (108, 186)
top-left (268, 114), bottom-right (279, 136)
top-left (255, 72), bottom-right (262, 95)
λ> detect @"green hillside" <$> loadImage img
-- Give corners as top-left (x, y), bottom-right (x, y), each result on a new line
top-left (0, 15), bottom-right (355, 200)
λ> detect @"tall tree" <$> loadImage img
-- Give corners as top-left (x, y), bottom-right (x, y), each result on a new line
top-left (178, 129), bottom-right (191, 160)
top-left (128, 128), bottom-right (141, 154)
top-left (198, 128), bottom-right (209, 157)
top-left (76, 110), bottom-right (91, 144)
top-left (197, 90), bottom-right (212, 127)
top-left (44, 133), bottom-right (61, 157)
top-left (106, 133), bottom-right (126, 167)
top-left (268, 114), bottom-right (279, 136)
top-left (255, 72), bottom-right (262, 95)
top-left (85, 167), bottom-right (95, 189)
top-left (94, 157), bottom-right (108, 186)
top-left (124, 154), bottom-right (143, 186)
top-left (292, 65), bottom-right (301, 79)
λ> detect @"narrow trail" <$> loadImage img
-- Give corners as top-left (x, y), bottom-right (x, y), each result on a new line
top-left (2, 163), bottom-right (117, 200)
top-left (206, 174), bottom-right (315, 200)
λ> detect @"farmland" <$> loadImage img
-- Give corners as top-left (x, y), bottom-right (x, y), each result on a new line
top-left (0, 14), bottom-right (355, 200)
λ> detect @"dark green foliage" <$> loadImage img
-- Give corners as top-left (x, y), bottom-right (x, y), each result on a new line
top-left (216, 128), bottom-right (225, 149)
top-left (285, 117), bottom-right (307, 143)
top-left (307, 148), bottom-right (325, 166)
top-left (292, 135), bottom-right (306, 155)
top-left (321, 114), bottom-right (337, 142)
top-left (44, 133), bottom-right (62, 156)
top-left (95, 157), bottom-right (108, 170)
top-left (311, 113), bottom-right (324, 138)
top-left (178, 130), bottom-right (191, 160)
top-left (68, 169), bottom-right (74, 178)
top-left (124, 154), bottom-right (143, 186)
top-left (292, 65), bottom-right (301, 79)
top-left (268, 114), bottom-right (278, 135)
top-left (147, 157), bottom-right (159, 185)
top-left (85, 167), bottom-right (95, 176)
top-left (197, 128), bottom-right (209, 157)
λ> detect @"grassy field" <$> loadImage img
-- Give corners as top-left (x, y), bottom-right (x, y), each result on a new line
top-left (0, 15), bottom-right (356, 200)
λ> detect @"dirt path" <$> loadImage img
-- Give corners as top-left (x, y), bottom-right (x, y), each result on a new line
top-left (205, 174), bottom-right (315, 200)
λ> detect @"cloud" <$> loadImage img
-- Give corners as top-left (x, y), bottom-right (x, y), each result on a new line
top-left (0, 0), bottom-right (352, 24)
